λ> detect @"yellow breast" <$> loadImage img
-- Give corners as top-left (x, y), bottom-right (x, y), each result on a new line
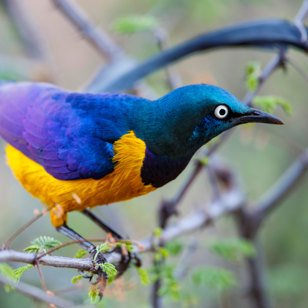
top-left (6, 131), bottom-right (156, 227)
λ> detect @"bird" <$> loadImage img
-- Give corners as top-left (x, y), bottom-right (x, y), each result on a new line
top-left (0, 81), bottom-right (283, 259)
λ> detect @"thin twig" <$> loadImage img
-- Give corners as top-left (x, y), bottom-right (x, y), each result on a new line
top-left (35, 261), bottom-right (47, 292)
top-left (51, 0), bottom-right (123, 61)
top-left (3, 209), bottom-right (49, 249)
top-left (36, 237), bottom-right (105, 260)
top-left (0, 186), bottom-right (244, 266)
top-left (243, 51), bottom-right (286, 106)
top-left (154, 28), bottom-right (181, 90)
top-left (2, 0), bottom-right (50, 61)
top-left (250, 147), bottom-right (308, 234)
top-left (287, 56), bottom-right (308, 83)
top-left (0, 274), bottom-right (75, 308)
top-left (158, 160), bottom-right (203, 228)
top-left (174, 236), bottom-right (199, 279)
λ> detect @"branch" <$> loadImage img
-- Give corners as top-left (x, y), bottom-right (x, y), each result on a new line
top-left (158, 160), bottom-right (204, 228)
top-left (2, 0), bottom-right (49, 61)
top-left (51, 0), bottom-right (124, 61)
top-left (0, 186), bottom-right (244, 265)
top-left (243, 51), bottom-right (286, 105)
top-left (0, 274), bottom-right (75, 308)
top-left (88, 19), bottom-right (308, 92)
top-left (250, 147), bottom-right (308, 234)
top-left (1, 0), bottom-right (55, 82)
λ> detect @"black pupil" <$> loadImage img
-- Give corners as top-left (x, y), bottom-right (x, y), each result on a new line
top-left (219, 108), bottom-right (226, 116)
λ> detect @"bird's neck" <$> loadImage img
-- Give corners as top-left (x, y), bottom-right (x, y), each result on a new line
top-left (133, 98), bottom-right (208, 159)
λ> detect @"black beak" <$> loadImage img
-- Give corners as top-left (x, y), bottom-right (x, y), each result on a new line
top-left (237, 108), bottom-right (284, 125)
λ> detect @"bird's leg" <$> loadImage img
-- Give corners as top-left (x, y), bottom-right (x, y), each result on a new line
top-left (56, 224), bottom-right (107, 265)
top-left (82, 209), bottom-right (142, 269)
top-left (82, 209), bottom-right (123, 239)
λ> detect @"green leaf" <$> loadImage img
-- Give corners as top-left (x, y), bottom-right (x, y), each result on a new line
top-left (101, 263), bottom-right (117, 283)
top-left (154, 228), bottom-right (162, 239)
top-left (74, 249), bottom-right (88, 259)
top-left (165, 240), bottom-right (183, 256)
top-left (25, 236), bottom-right (62, 253)
top-left (209, 238), bottom-right (256, 261)
top-left (113, 15), bottom-right (159, 34)
top-left (94, 243), bottom-right (113, 262)
top-left (0, 264), bottom-right (17, 282)
top-left (158, 247), bottom-right (169, 259)
top-left (192, 266), bottom-right (237, 290)
top-left (71, 274), bottom-right (83, 284)
top-left (13, 265), bottom-right (33, 281)
top-left (199, 156), bottom-right (209, 166)
top-left (0, 263), bottom-right (33, 287)
top-left (158, 279), bottom-right (180, 301)
top-left (96, 243), bottom-right (111, 254)
top-left (245, 61), bottom-right (261, 91)
top-left (24, 245), bottom-right (40, 253)
top-left (120, 240), bottom-right (134, 253)
top-left (0, 264), bottom-right (17, 292)
top-left (137, 268), bottom-right (150, 286)
top-left (253, 96), bottom-right (292, 115)
top-left (89, 287), bottom-right (99, 304)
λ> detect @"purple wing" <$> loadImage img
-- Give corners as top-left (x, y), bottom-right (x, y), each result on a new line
top-left (0, 82), bottom-right (115, 180)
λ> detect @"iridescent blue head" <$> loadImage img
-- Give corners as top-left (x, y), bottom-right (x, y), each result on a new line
top-left (135, 84), bottom-right (283, 159)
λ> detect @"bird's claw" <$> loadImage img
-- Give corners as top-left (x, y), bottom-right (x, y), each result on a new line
top-left (89, 249), bottom-right (109, 279)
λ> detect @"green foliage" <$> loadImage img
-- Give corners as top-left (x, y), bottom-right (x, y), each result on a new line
top-left (245, 61), bottom-right (261, 91)
top-left (0, 264), bottom-right (16, 292)
top-left (253, 96), bottom-right (292, 115)
top-left (154, 227), bottom-right (163, 239)
top-left (101, 263), bottom-right (117, 283)
top-left (13, 265), bottom-right (33, 281)
top-left (191, 266), bottom-right (237, 290)
top-left (24, 236), bottom-right (62, 253)
top-left (96, 243), bottom-right (112, 254)
top-left (113, 15), bottom-right (158, 34)
top-left (137, 268), bottom-right (150, 286)
top-left (93, 243), bottom-right (112, 262)
top-left (209, 238), bottom-right (256, 261)
top-left (119, 240), bottom-right (134, 253)
top-left (71, 274), bottom-right (84, 284)
top-left (155, 264), bottom-right (180, 301)
top-left (154, 247), bottom-right (170, 262)
top-left (0, 264), bottom-right (33, 292)
top-left (0, 264), bottom-right (17, 282)
top-left (74, 249), bottom-right (88, 259)
top-left (0, 69), bottom-right (23, 82)
top-left (199, 156), bottom-right (209, 166)
top-left (165, 240), bottom-right (183, 256)
top-left (89, 287), bottom-right (100, 304)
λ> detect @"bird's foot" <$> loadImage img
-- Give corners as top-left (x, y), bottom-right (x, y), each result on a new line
top-left (89, 247), bottom-right (109, 280)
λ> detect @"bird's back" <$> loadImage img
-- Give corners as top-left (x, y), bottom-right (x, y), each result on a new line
top-left (0, 82), bottom-right (147, 180)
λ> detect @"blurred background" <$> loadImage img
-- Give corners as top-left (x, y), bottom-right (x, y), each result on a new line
top-left (0, 0), bottom-right (308, 307)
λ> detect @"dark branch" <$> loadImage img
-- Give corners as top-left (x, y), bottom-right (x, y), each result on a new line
top-left (88, 19), bottom-right (308, 92)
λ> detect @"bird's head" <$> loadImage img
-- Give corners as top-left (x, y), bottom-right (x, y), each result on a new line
top-left (139, 84), bottom-right (283, 158)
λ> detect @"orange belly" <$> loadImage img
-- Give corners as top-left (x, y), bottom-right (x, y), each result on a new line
top-left (6, 131), bottom-right (156, 227)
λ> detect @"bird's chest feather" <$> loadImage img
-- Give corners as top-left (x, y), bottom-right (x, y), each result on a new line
top-left (6, 131), bottom-right (190, 212)
top-left (5, 131), bottom-right (155, 211)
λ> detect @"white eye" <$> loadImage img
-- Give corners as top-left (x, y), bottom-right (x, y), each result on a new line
top-left (214, 105), bottom-right (229, 119)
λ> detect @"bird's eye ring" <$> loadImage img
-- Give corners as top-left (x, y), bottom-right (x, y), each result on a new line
top-left (214, 105), bottom-right (229, 119)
